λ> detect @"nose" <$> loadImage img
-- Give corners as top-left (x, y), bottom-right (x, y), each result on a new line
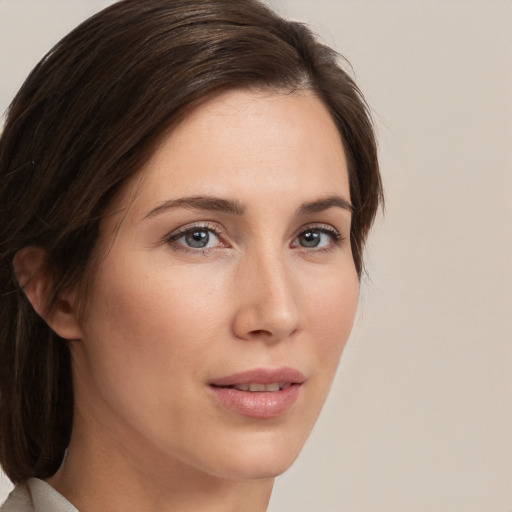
top-left (231, 248), bottom-right (302, 342)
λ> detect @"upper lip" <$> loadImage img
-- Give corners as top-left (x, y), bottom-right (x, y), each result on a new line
top-left (210, 367), bottom-right (305, 387)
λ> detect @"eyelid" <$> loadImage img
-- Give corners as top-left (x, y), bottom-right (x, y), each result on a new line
top-left (164, 221), bottom-right (221, 242)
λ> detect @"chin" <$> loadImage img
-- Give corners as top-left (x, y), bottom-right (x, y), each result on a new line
top-left (197, 428), bottom-right (309, 481)
top-left (212, 454), bottom-right (300, 481)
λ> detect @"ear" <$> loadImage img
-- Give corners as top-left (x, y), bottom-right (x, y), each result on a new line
top-left (13, 247), bottom-right (84, 340)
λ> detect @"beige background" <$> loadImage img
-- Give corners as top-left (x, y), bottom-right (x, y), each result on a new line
top-left (1, 0), bottom-right (511, 510)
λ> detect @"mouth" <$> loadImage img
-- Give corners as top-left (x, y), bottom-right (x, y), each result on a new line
top-left (208, 368), bottom-right (305, 419)
top-left (216, 382), bottom-right (294, 392)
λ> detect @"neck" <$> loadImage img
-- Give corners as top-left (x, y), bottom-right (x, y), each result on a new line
top-left (46, 413), bottom-right (274, 512)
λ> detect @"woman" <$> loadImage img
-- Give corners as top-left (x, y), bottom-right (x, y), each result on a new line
top-left (0, 0), bottom-right (383, 510)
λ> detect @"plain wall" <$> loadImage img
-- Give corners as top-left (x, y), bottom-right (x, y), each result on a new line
top-left (1, 1), bottom-right (511, 511)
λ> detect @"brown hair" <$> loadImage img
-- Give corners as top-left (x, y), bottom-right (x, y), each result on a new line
top-left (0, 0), bottom-right (383, 484)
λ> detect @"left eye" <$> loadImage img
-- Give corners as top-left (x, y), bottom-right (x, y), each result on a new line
top-left (292, 228), bottom-right (340, 249)
top-left (168, 227), bottom-right (222, 250)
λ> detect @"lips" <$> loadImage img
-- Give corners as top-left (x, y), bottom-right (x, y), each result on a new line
top-left (208, 367), bottom-right (305, 419)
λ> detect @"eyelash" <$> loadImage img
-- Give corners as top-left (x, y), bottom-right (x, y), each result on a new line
top-left (164, 222), bottom-right (345, 254)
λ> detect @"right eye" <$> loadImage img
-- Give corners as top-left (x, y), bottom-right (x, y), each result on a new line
top-left (165, 223), bottom-right (227, 252)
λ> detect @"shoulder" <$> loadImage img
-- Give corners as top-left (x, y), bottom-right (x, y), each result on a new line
top-left (0, 484), bottom-right (33, 512)
top-left (0, 479), bottom-right (77, 512)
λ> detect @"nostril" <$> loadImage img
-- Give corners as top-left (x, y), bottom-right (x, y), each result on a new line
top-left (249, 329), bottom-right (273, 337)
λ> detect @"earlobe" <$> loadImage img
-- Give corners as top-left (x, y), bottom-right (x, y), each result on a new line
top-left (13, 247), bottom-right (84, 340)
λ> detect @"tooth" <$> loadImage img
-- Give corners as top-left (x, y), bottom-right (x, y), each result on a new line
top-left (248, 383), bottom-right (266, 392)
top-left (232, 382), bottom-right (285, 392)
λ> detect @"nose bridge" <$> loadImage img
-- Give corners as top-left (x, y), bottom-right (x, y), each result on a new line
top-left (232, 242), bottom-right (301, 341)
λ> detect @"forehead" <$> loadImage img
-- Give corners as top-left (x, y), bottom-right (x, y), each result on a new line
top-left (116, 89), bottom-right (350, 219)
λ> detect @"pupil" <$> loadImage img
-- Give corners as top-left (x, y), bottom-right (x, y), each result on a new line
top-left (301, 231), bottom-right (320, 247)
top-left (186, 229), bottom-right (209, 248)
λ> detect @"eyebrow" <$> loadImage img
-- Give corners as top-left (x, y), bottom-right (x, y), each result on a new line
top-left (144, 194), bottom-right (353, 219)
top-left (144, 196), bottom-right (245, 219)
top-left (297, 195), bottom-right (353, 215)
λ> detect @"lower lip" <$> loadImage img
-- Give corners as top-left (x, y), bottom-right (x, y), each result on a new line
top-left (208, 384), bottom-right (302, 419)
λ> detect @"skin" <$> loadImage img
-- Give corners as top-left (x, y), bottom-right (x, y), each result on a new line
top-left (26, 89), bottom-right (359, 512)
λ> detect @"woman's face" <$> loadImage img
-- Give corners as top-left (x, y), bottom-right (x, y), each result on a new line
top-left (71, 89), bottom-right (359, 481)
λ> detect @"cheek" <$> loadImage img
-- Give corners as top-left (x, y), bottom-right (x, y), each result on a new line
top-left (78, 253), bottom-right (229, 389)
top-left (74, 256), bottom-right (227, 444)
